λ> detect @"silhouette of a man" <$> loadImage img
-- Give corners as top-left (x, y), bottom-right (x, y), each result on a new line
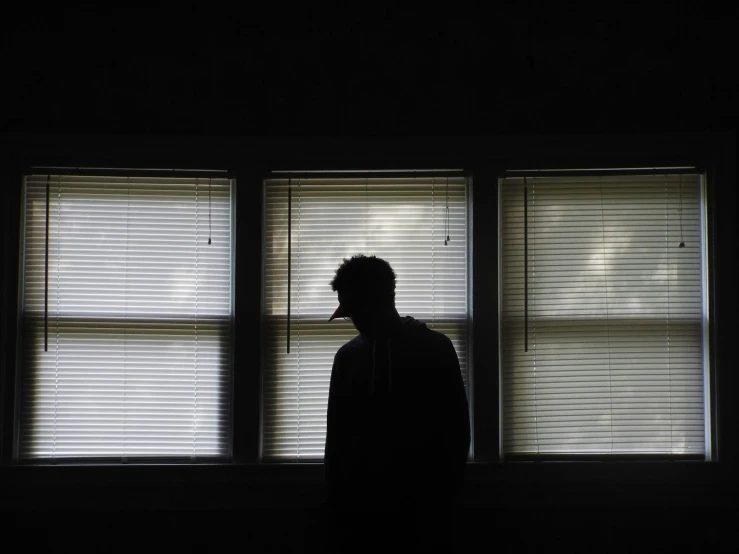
top-left (324, 255), bottom-right (470, 552)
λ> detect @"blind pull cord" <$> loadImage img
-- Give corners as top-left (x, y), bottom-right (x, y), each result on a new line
top-left (524, 177), bottom-right (529, 353)
top-left (287, 177), bottom-right (292, 354)
top-left (44, 174), bottom-right (50, 352)
top-left (678, 174), bottom-right (686, 248)
top-left (445, 176), bottom-right (450, 245)
top-left (208, 177), bottom-right (212, 245)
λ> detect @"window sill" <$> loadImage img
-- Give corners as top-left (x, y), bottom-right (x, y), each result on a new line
top-left (1, 461), bottom-right (733, 512)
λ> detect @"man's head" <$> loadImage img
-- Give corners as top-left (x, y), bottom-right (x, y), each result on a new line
top-left (329, 255), bottom-right (398, 336)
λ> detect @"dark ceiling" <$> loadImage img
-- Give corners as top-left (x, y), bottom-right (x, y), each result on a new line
top-left (1, 3), bottom-right (736, 136)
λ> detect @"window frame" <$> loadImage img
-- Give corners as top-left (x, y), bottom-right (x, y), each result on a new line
top-left (11, 167), bottom-right (239, 465)
top-left (259, 170), bottom-right (474, 462)
top-left (0, 132), bottom-right (732, 485)
top-left (4, 164), bottom-right (721, 466)
top-left (491, 167), bottom-right (719, 463)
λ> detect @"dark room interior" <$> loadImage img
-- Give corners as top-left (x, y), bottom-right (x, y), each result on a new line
top-left (1, 4), bottom-right (737, 553)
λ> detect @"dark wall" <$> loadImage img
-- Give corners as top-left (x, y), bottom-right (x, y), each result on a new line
top-left (1, 4), bottom-right (736, 136)
top-left (2, 4), bottom-right (737, 553)
top-left (2, 462), bottom-right (738, 553)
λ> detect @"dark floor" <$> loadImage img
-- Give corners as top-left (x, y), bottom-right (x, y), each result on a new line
top-left (6, 502), bottom-right (738, 554)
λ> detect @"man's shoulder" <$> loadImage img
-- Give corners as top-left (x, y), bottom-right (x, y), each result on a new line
top-left (393, 323), bottom-right (457, 368)
top-left (335, 334), bottom-right (366, 359)
top-left (406, 324), bottom-right (455, 350)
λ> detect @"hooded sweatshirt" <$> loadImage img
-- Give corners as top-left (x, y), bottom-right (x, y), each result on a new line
top-left (324, 316), bottom-right (470, 513)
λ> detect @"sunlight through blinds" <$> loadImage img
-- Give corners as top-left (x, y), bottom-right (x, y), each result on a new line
top-left (500, 173), bottom-right (708, 455)
top-left (263, 176), bottom-right (469, 460)
top-left (19, 175), bottom-right (233, 460)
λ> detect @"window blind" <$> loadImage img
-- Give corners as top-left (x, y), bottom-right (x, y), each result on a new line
top-left (263, 176), bottom-right (469, 460)
top-left (500, 174), bottom-right (707, 455)
top-left (19, 175), bottom-right (233, 460)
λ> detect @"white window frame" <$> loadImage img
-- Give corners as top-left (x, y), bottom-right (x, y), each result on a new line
top-left (497, 168), bottom-right (712, 460)
top-left (260, 171), bottom-right (473, 461)
top-left (14, 169), bottom-right (236, 464)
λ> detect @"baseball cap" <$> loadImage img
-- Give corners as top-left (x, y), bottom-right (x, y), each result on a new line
top-left (328, 303), bottom-right (346, 322)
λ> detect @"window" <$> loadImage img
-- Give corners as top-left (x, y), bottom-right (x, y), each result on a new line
top-left (18, 174), bottom-right (233, 460)
top-left (499, 172), bottom-right (709, 456)
top-left (12, 165), bottom-right (715, 464)
top-left (262, 174), bottom-right (470, 460)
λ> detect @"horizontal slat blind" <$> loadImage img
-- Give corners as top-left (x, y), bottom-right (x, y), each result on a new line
top-left (20, 175), bottom-right (233, 459)
top-left (263, 177), bottom-right (468, 460)
top-left (500, 174), bottom-right (706, 455)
